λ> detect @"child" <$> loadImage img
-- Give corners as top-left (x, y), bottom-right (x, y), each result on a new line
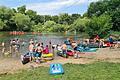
top-left (45, 45), bottom-right (49, 54)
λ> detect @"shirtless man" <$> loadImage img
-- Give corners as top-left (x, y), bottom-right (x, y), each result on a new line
top-left (29, 43), bottom-right (34, 61)
top-left (61, 43), bottom-right (67, 54)
top-left (35, 43), bottom-right (43, 63)
top-left (35, 43), bottom-right (43, 58)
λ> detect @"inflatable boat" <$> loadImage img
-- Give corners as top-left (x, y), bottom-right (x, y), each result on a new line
top-left (42, 53), bottom-right (53, 58)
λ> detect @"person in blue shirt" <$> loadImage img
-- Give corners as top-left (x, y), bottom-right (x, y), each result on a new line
top-left (64, 37), bottom-right (70, 45)
top-left (109, 36), bottom-right (113, 48)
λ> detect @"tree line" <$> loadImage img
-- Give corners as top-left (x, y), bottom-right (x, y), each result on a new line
top-left (0, 5), bottom-right (81, 32)
top-left (0, 0), bottom-right (120, 38)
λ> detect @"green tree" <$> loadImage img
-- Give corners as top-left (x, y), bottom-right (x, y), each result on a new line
top-left (87, 1), bottom-right (108, 17)
top-left (59, 13), bottom-right (72, 25)
top-left (44, 15), bottom-right (52, 22)
top-left (0, 19), bottom-right (5, 30)
top-left (33, 15), bottom-right (44, 24)
top-left (26, 10), bottom-right (37, 20)
top-left (111, 6), bottom-right (120, 31)
top-left (12, 13), bottom-right (31, 31)
top-left (0, 6), bottom-right (15, 30)
top-left (71, 14), bottom-right (81, 22)
top-left (70, 17), bottom-right (90, 32)
top-left (32, 23), bottom-right (44, 32)
top-left (17, 5), bottom-right (26, 14)
top-left (43, 21), bottom-right (56, 32)
top-left (87, 0), bottom-right (120, 31)
top-left (86, 14), bottom-right (112, 38)
top-left (52, 24), bottom-right (70, 32)
top-left (52, 15), bottom-right (59, 23)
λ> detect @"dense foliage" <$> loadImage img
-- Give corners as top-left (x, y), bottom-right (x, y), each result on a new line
top-left (87, 0), bottom-right (120, 31)
top-left (0, 0), bottom-right (120, 37)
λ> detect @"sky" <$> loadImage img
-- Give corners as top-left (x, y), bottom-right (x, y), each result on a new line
top-left (0, 0), bottom-right (98, 15)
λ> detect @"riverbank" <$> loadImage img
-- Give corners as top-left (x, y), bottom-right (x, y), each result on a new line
top-left (0, 48), bottom-right (120, 75)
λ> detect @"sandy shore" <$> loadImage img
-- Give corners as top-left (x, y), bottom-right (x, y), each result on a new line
top-left (0, 48), bottom-right (120, 74)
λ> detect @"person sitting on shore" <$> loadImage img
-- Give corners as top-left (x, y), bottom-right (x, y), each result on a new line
top-left (71, 41), bottom-right (79, 58)
top-left (44, 45), bottom-right (49, 54)
top-left (57, 44), bottom-right (62, 52)
top-left (83, 40), bottom-right (88, 49)
top-left (77, 40), bottom-right (81, 47)
top-left (99, 39), bottom-right (104, 48)
top-left (64, 37), bottom-right (71, 45)
top-left (94, 35), bottom-right (99, 44)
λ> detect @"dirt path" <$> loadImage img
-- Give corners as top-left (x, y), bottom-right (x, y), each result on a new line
top-left (0, 48), bottom-right (120, 74)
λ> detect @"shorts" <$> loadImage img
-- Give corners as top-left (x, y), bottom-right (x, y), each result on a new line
top-left (29, 51), bottom-right (34, 57)
top-left (35, 52), bottom-right (41, 57)
top-left (74, 47), bottom-right (78, 51)
top-left (62, 49), bottom-right (67, 54)
top-left (110, 42), bottom-right (113, 44)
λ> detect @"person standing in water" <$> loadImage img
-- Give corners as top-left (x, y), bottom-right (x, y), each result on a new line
top-left (1, 42), bottom-right (5, 58)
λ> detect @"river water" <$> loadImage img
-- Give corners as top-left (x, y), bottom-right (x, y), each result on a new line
top-left (0, 32), bottom-right (88, 58)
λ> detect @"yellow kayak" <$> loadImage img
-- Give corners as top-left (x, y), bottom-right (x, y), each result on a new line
top-left (43, 57), bottom-right (53, 61)
top-left (42, 53), bottom-right (53, 58)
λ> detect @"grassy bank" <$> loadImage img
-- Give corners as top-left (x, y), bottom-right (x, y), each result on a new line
top-left (0, 62), bottom-right (120, 80)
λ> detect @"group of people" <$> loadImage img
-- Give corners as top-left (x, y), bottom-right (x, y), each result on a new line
top-left (56, 37), bottom-right (81, 57)
top-left (27, 39), bottom-right (50, 62)
top-left (1, 39), bottom-right (21, 57)
top-left (56, 35), bottom-right (119, 57)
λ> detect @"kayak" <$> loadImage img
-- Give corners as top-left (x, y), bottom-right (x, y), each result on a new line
top-left (82, 48), bottom-right (97, 52)
top-left (57, 51), bottom-right (68, 58)
top-left (50, 63), bottom-right (64, 75)
top-left (21, 55), bottom-right (30, 65)
top-left (76, 47), bottom-right (97, 52)
top-left (104, 42), bottom-right (117, 47)
top-left (66, 51), bottom-right (74, 56)
top-left (43, 57), bottom-right (53, 61)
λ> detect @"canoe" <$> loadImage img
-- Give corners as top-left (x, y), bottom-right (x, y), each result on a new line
top-left (50, 63), bottom-right (64, 75)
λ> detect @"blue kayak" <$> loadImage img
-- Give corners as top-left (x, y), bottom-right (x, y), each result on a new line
top-left (76, 47), bottom-right (97, 52)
